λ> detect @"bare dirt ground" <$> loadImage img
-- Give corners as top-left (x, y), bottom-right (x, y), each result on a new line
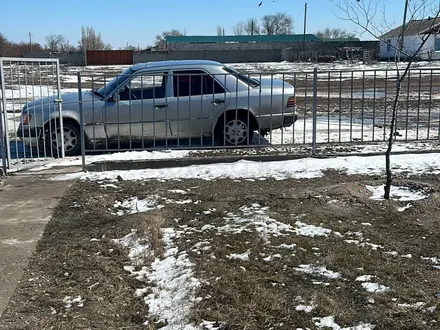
top-left (0, 169), bottom-right (439, 330)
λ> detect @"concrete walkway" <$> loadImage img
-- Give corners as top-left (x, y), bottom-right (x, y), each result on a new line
top-left (0, 167), bottom-right (79, 318)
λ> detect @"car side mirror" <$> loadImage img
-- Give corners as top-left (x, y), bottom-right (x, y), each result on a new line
top-left (111, 94), bottom-right (120, 103)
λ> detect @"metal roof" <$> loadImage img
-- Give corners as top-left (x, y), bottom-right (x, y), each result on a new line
top-left (131, 60), bottom-right (222, 71)
top-left (165, 34), bottom-right (320, 44)
top-left (381, 18), bottom-right (440, 38)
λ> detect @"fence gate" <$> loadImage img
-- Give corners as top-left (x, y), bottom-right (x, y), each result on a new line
top-left (0, 57), bottom-right (64, 175)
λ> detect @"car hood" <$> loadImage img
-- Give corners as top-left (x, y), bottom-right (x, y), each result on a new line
top-left (23, 90), bottom-right (98, 112)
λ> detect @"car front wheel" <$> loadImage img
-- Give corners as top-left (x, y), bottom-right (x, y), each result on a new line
top-left (46, 121), bottom-right (81, 157)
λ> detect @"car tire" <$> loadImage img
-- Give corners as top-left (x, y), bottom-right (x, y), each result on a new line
top-left (45, 121), bottom-right (81, 157)
top-left (216, 112), bottom-right (254, 146)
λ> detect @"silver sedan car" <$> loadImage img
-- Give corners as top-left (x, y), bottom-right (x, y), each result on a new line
top-left (18, 60), bottom-right (297, 156)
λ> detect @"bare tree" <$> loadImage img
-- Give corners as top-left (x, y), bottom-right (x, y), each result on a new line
top-left (332, 0), bottom-right (440, 199)
top-left (155, 29), bottom-right (183, 49)
top-left (45, 34), bottom-right (65, 52)
top-left (217, 25), bottom-right (224, 36)
top-left (0, 33), bottom-right (8, 56)
top-left (233, 22), bottom-right (246, 35)
top-left (315, 27), bottom-right (357, 39)
top-left (244, 18), bottom-right (261, 35)
top-left (79, 26), bottom-right (112, 51)
top-left (261, 12), bottom-right (293, 35)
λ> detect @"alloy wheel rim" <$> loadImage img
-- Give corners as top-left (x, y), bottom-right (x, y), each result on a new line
top-left (51, 127), bottom-right (77, 152)
top-left (224, 119), bottom-right (248, 145)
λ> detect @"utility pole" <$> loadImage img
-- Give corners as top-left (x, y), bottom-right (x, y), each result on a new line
top-left (251, 20), bottom-right (254, 36)
top-left (223, 28), bottom-right (225, 36)
top-left (28, 31), bottom-right (33, 54)
top-left (303, 2), bottom-right (307, 54)
top-left (399, 0), bottom-right (409, 62)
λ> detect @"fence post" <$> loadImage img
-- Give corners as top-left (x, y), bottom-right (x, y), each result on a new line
top-left (77, 72), bottom-right (86, 171)
top-left (55, 60), bottom-right (65, 158)
top-left (312, 67), bottom-right (318, 156)
top-left (0, 60), bottom-right (7, 175)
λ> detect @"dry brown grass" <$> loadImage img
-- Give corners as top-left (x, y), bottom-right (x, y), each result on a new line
top-left (1, 174), bottom-right (440, 330)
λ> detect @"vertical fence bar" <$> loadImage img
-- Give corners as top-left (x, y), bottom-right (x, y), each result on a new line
top-left (338, 71), bottom-right (342, 143)
top-left (416, 70), bottom-right (421, 140)
top-left (383, 71), bottom-right (388, 141)
top-left (0, 60), bottom-right (11, 169)
top-left (427, 69), bottom-right (433, 139)
top-left (30, 62), bottom-right (41, 160)
top-left (350, 71), bottom-right (354, 142)
top-left (51, 62), bottom-right (60, 158)
top-left (38, 63), bottom-right (47, 159)
top-left (361, 71), bottom-right (365, 142)
top-left (0, 59), bottom-right (7, 175)
top-left (258, 73), bottom-right (262, 146)
top-left (77, 72), bottom-right (85, 171)
top-left (24, 62), bottom-right (34, 162)
top-left (304, 73), bottom-right (308, 144)
top-left (327, 72), bottom-right (330, 143)
top-left (292, 73), bottom-right (296, 144)
top-left (248, 73), bottom-right (252, 145)
top-left (312, 68), bottom-right (318, 156)
top-left (10, 61), bottom-right (19, 162)
top-left (270, 73), bottom-right (274, 144)
top-left (281, 73), bottom-right (284, 145)
top-left (405, 70), bottom-right (410, 141)
top-left (56, 60), bottom-right (65, 158)
top-left (372, 71), bottom-right (376, 141)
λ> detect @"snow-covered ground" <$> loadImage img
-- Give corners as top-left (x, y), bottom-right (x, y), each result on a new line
top-left (53, 152), bottom-right (440, 182)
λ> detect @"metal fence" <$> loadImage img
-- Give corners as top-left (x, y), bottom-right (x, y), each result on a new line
top-left (0, 57), bottom-right (64, 174)
top-left (77, 67), bottom-right (440, 154)
top-left (1, 57), bottom-right (440, 175)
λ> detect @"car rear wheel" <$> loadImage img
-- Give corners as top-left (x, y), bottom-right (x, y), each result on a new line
top-left (46, 121), bottom-right (81, 157)
top-left (217, 113), bottom-right (254, 146)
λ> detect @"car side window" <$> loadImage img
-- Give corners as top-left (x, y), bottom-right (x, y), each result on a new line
top-left (173, 70), bottom-right (225, 97)
top-left (119, 72), bottom-right (168, 101)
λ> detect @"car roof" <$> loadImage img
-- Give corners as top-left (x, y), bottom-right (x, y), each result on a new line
top-left (131, 60), bottom-right (223, 71)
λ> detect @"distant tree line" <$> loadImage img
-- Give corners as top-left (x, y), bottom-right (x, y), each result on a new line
top-left (0, 26), bottom-right (113, 57)
top-left (0, 33), bottom-right (43, 57)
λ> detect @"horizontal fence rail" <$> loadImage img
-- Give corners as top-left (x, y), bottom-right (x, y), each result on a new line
top-left (2, 61), bottom-right (440, 174)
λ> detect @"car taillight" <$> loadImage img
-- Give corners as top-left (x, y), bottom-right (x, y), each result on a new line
top-left (22, 113), bottom-right (32, 125)
top-left (286, 96), bottom-right (295, 108)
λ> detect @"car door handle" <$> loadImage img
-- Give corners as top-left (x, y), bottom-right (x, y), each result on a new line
top-left (155, 104), bottom-right (168, 109)
top-left (212, 99), bottom-right (225, 105)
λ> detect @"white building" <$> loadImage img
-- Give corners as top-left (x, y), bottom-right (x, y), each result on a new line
top-left (380, 18), bottom-right (440, 61)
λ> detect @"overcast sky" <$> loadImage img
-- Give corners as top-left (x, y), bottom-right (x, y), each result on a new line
top-left (1, 0), bottom-right (409, 49)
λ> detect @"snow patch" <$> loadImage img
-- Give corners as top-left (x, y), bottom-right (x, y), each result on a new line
top-left (53, 153), bottom-right (440, 182)
top-left (294, 221), bottom-right (332, 237)
top-left (355, 275), bottom-right (374, 282)
top-left (294, 264), bottom-right (342, 279)
top-left (112, 196), bottom-right (158, 215)
top-left (112, 229), bottom-right (151, 265)
top-left (295, 304), bottom-right (315, 313)
top-left (143, 228), bottom-right (200, 329)
top-left (63, 296), bottom-right (84, 309)
top-left (313, 316), bottom-right (375, 330)
top-left (361, 282), bottom-right (391, 293)
top-left (226, 250), bottom-right (251, 261)
top-left (366, 185), bottom-right (429, 201)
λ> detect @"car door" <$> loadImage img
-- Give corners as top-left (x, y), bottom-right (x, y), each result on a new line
top-left (103, 71), bottom-right (172, 142)
top-left (167, 69), bottom-right (230, 141)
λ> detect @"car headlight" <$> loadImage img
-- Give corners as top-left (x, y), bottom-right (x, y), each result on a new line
top-left (22, 112), bottom-right (32, 125)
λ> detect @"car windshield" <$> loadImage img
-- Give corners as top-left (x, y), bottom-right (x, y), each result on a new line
top-left (223, 66), bottom-right (260, 88)
top-left (97, 67), bottom-right (134, 96)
